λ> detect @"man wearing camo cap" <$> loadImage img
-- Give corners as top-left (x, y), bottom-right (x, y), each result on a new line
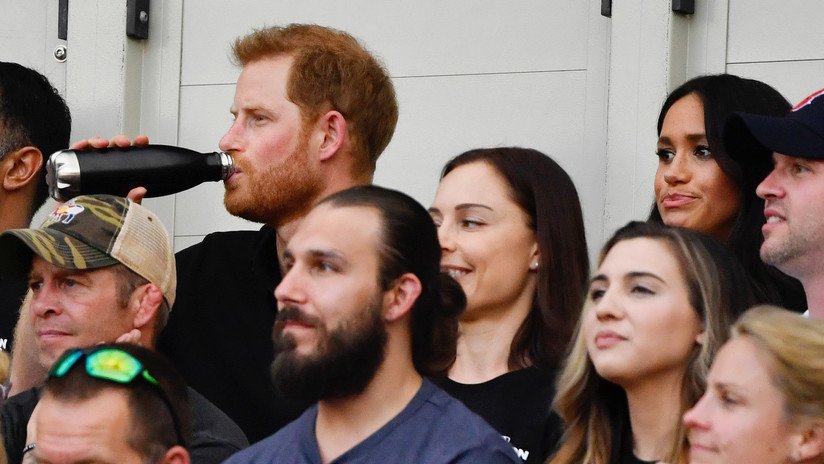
top-left (0, 194), bottom-right (248, 464)
top-left (0, 194), bottom-right (175, 367)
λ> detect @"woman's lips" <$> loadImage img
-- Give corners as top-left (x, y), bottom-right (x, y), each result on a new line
top-left (594, 330), bottom-right (626, 349)
top-left (661, 193), bottom-right (697, 208)
top-left (441, 265), bottom-right (471, 280)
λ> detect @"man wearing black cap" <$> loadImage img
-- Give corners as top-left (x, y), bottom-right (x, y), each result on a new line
top-left (725, 87), bottom-right (824, 317)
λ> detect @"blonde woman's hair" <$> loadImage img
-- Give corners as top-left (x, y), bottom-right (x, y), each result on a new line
top-left (549, 221), bottom-right (756, 464)
top-left (733, 306), bottom-right (824, 422)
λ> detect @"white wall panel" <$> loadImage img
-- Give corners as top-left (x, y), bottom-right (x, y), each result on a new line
top-left (175, 84), bottom-right (259, 236)
top-left (727, 0), bottom-right (824, 63)
top-left (180, 0), bottom-right (589, 86)
top-left (379, 72), bottom-right (587, 204)
top-left (727, 60), bottom-right (824, 105)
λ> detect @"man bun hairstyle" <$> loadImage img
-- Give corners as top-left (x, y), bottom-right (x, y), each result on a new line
top-left (319, 185), bottom-right (465, 376)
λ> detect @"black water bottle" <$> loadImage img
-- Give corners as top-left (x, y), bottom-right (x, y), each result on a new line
top-left (46, 144), bottom-right (234, 201)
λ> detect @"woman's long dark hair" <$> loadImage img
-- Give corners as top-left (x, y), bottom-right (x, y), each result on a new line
top-left (649, 74), bottom-right (806, 311)
top-left (442, 147), bottom-right (590, 370)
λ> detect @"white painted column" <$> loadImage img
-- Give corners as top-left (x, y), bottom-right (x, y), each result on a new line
top-left (63, 0), bottom-right (183, 240)
top-left (601, 1), bottom-right (691, 240)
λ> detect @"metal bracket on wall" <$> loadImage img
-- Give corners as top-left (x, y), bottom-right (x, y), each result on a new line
top-left (58, 0), bottom-right (68, 40)
top-left (601, 0), bottom-right (612, 17)
top-left (672, 0), bottom-right (695, 14)
top-left (127, 0), bottom-right (150, 40)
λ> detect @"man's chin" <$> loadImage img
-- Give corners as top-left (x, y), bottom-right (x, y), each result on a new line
top-left (38, 350), bottom-right (61, 372)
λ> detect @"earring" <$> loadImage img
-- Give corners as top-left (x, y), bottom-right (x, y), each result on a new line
top-left (530, 261), bottom-right (539, 270)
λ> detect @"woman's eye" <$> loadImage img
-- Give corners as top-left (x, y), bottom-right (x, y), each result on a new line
top-left (695, 145), bottom-right (713, 159)
top-left (630, 285), bottom-right (654, 295)
top-left (720, 392), bottom-right (739, 408)
top-left (656, 149), bottom-right (675, 162)
top-left (460, 219), bottom-right (483, 229)
top-left (589, 288), bottom-right (606, 301)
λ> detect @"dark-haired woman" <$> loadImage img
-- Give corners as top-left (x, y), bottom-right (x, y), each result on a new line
top-left (650, 74), bottom-right (805, 311)
top-left (428, 147), bottom-right (589, 463)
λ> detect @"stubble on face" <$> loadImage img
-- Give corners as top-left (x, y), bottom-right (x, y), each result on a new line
top-left (224, 126), bottom-right (324, 226)
top-left (270, 297), bottom-right (388, 403)
top-left (760, 208), bottom-right (824, 274)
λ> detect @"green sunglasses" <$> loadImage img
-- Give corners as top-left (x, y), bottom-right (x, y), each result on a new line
top-left (48, 347), bottom-right (186, 446)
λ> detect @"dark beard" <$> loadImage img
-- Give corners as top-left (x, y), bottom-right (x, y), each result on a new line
top-left (270, 303), bottom-right (388, 403)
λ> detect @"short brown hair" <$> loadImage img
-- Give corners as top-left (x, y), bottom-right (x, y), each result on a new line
top-left (43, 343), bottom-right (192, 460)
top-left (232, 24), bottom-right (398, 176)
top-left (110, 264), bottom-right (170, 335)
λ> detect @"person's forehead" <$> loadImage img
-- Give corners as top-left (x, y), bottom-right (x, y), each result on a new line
top-left (37, 389), bottom-right (134, 458)
top-left (30, 254), bottom-right (113, 277)
top-left (773, 152), bottom-right (824, 165)
top-left (289, 204), bottom-right (382, 259)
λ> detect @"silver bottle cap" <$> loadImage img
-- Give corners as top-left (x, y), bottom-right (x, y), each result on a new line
top-left (218, 151), bottom-right (234, 180)
top-left (46, 150), bottom-right (81, 201)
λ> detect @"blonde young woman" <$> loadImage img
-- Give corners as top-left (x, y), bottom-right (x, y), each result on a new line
top-left (550, 221), bottom-right (755, 464)
top-left (684, 306), bottom-right (824, 464)
top-left (429, 147), bottom-right (589, 463)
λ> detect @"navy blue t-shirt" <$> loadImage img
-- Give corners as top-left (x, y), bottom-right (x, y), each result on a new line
top-left (223, 379), bottom-right (520, 464)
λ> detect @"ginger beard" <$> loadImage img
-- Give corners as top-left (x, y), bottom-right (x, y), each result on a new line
top-left (224, 126), bottom-right (324, 226)
top-left (270, 295), bottom-right (388, 403)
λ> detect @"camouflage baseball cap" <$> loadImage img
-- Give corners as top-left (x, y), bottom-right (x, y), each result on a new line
top-left (0, 194), bottom-right (176, 307)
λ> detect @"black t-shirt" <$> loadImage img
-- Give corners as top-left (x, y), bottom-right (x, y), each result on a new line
top-left (0, 275), bottom-right (26, 353)
top-left (431, 367), bottom-right (563, 463)
top-left (157, 226), bottom-right (309, 444)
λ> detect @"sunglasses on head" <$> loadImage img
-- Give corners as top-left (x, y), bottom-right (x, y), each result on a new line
top-left (49, 347), bottom-right (185, 446)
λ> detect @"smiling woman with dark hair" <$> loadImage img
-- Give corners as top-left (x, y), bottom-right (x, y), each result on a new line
top-left (428, 147), bottom-right (589, 463)
top-left (649, 74), bottom-right (805, 312)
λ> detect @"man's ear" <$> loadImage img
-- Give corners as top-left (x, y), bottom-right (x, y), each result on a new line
top-left (130, 284), bottom-right (163, 330)
top-left (382, 273), bottom-right (422, 323)
top-left (162, 445), bottom-right (191, 464)
top-left (2, 146), bottom-right (44, 191)
top-left (316, 110), bottom-right (346, 162)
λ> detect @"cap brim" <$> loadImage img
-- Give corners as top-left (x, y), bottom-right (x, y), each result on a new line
top-left (726, 112), bottom-right (824, 161)
top-left (0, 228), bottom-right (119, 278)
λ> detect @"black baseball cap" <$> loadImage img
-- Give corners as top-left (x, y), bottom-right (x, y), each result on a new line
top-left (725, 87), bottom-right (824, 162)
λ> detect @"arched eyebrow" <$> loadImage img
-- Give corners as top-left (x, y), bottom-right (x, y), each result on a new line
top-left (589, 271), bottom-right (665, 286)
top-left (455, 203), bottom-right (493, 211)
top-left (657, 133), bottom-right (708, 145)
